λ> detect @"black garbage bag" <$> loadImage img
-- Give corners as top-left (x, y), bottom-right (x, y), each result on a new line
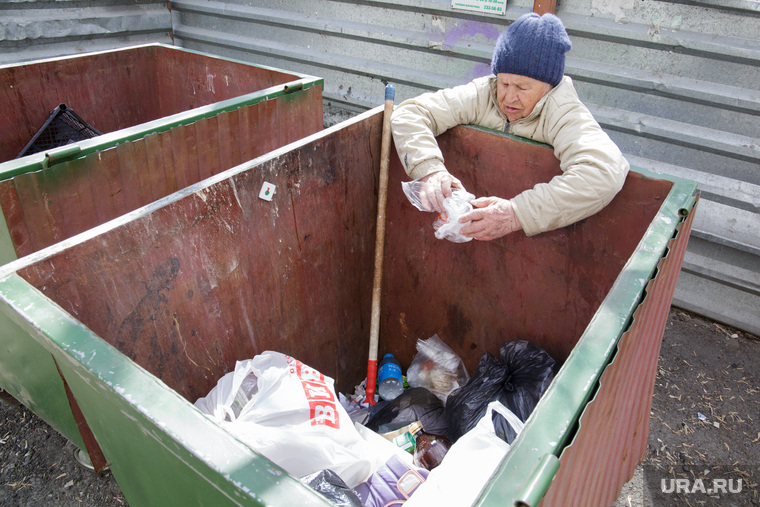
top-left (302, 469), bottom-right (363, 507)
top-left (365, 387), bottom-right (449, 439)
top-left (446, 340), bottom-right (557, 441)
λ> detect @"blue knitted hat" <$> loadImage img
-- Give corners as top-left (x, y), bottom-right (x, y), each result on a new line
top-left (491, 13), bottom-right (572, 87)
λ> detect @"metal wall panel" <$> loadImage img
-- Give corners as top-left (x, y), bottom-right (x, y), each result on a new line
top-left (169, 0), bottom-right (759, 335)
top-left (0, 0), bottom-right (173, 65)
top-left (2, 0), bottom-right (758, 334)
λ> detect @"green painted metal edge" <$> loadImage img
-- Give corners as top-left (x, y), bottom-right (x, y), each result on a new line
top-left (474, 165), bottom-right (698, 506)
top-left (0, 291), bottom-right (86, 451)
top-left (472, 124), bottom-right (554, 149)
top-left (0, 204), bottom-right (14, 265)
top-left (0, 272), bottom-right (332, 506)
top-left (0, 43), bottom-right (324, 180)
top-left (514, 454), bottom-right (561, 507)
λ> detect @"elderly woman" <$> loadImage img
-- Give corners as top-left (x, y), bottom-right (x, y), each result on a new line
top-left (391, 12), bottom-right (629, 240)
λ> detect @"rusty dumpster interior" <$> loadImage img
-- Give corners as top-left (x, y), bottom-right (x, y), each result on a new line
top-left (15, 113), bottom-right (675, 404)
top-left (0, 44), bottom-right (306, 164)
top-left (0, 44), bottom-right (324, 260)
top-left (0, 85), bottom-right (322, 259)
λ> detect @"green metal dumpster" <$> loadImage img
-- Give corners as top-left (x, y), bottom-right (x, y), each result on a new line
top-left (0, 107), bottom-right (698, 506)
top-left (0, 43), bottom-right (323, 470)
top-left (0, 42), bottom-right (324, 264)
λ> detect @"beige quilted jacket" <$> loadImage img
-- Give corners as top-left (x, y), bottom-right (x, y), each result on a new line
top-left (391, 75), bottom-right (630, 236)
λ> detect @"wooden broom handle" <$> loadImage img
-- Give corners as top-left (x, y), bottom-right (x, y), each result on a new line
top-left (365, 84), bottom-right (395, 405)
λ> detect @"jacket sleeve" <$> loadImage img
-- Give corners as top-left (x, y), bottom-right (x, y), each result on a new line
top-left (510, 97), bottom-right (630, 236)
top-left (391, 78), bottom-right (495, 181)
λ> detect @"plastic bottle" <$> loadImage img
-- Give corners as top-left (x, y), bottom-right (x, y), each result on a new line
top-left (377, 353), bottom-right (404, 401)
top-left (413, 430), bottom-right (453, 470)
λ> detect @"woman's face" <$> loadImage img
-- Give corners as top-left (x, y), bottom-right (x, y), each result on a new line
top-left (496, 73), bottom-right (552, 123)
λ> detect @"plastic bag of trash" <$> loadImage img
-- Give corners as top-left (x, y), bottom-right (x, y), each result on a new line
top-left (195, 352), bottom-right (382, 488)
top-left (405, 401), bottom-right (524, 507)
top-left (406, 334), bottom-right (469, 404)
top-left (401, 181), bottom-right (475, 243)
top-left (365, 387), bottom-right (450, 440)
top-left (446, 340), bottom-right (556, 441)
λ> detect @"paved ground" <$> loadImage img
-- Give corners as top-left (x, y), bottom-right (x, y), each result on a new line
top-left (2, 306), bottom-right (757, 506)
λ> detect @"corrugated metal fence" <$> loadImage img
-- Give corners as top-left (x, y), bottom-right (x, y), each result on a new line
top-left (2, 0), bottom-right (759, 335)
top-left (0, 0), bottom-right (173, 65)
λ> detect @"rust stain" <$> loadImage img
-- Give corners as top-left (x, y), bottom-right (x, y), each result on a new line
top-left (115, 257), bottom-right (180, 378)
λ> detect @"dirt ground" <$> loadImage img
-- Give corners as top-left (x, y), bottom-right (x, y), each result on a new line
top-left (1, 307), bottom-right (758, 506)
top-left (614, 308), bottom-right (760, 507)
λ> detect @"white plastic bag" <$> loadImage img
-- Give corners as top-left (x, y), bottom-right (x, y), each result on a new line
top-left (195, 352), bottom-right (382, 488)
top-left (405, 401), bottom-right (524, 506)
top-left (401, 181), bottom-right (475, 243)
top-left (193, 359), bottom-right (259, 422)
top-left (406, 334), bottom-right (470, 404)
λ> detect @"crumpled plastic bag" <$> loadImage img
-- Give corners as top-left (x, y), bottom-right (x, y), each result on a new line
top-left (405, 401), bottom-right (524, 507)
top-left (401, 181), bottom-right (475, 243)
top-left (445, 340), bottom-right (557, 441)
top-left (406, 334), bottom-right (469, 405)
top-left (194, 352), bottom-right (383, 488)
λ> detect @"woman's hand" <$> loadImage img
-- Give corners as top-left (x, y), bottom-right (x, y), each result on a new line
top-left (460, 197), bottom-right (522, 240)
top-left (418, 171), bottom-right (464, 214)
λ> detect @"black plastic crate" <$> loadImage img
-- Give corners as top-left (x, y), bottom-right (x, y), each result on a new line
top-left (17, 104), bottom-right (102, 158)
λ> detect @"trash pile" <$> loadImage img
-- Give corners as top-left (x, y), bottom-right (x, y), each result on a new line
top-left (195, 335), bottom-right (557, 506)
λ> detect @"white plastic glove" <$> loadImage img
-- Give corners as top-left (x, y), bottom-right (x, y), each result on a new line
top-left (460, 197), bottom-right (522, 241)
top-left (417, 171), bottom-right (465, 214)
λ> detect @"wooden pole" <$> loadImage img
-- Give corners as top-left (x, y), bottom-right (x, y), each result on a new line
top-left (365, 84), bottom-right (395, 405)
top-left (533, 0), bottom-right (558, 15)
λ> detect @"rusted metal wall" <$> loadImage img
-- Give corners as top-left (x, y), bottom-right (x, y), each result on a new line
top-left (381, 127), bottom-right (673, 372)
top-left (0, 85), bottom-right (323, 258)
top-left (0, 44), bottom-right (309, 164)
top-left (166, 0), bottom-right (759, 336)
top-left (0, 0), bottom-right (173, 66)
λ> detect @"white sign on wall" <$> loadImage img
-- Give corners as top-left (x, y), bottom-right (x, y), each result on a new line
top-left (451, 0), bottom-right (507, 15)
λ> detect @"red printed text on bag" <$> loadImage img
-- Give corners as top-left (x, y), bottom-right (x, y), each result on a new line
top-left (286, 356), bottom-right (340, 429)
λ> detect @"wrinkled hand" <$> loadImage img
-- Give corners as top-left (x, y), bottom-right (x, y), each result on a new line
top-left (418, 171), bottom-right (464, 214)
top-left (460, 197), bottom-right (522, 241)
